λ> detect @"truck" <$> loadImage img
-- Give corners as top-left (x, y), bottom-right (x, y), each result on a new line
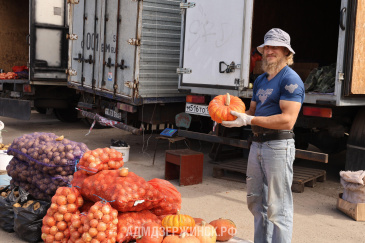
top-left (177, 0), bottom-right (365, 170)
top-left (0, 0), bottom-right (186, 134)
top-left (0, 0), bottom-right (80, 122)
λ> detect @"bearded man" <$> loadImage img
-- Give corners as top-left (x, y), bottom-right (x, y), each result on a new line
top-left (222, 28), bottom-right (305, 243)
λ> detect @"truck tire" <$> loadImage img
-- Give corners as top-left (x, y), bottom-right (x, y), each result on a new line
top-left (54, 108), bottom-right (80, 123)
top-left (346, 108), bottom-right (365, 170)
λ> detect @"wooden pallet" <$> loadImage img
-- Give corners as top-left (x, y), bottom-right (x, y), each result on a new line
top-left (212, 160), bottom-right (326, 193)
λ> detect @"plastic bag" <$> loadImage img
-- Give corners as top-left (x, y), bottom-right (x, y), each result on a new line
top-left (111, 139), bottom-right (129, 147)
top-left (0, 186), bottom-right (28, 232)
top-left (14, 199), bottom-right (50, 242)
top-left (72, 170), bottom-right (163, 212)
top-left (117, 210), bottom-right (162, 242)
top-left (148, 178), bottom-right (181, 216)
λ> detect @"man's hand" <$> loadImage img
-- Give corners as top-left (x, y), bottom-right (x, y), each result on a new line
top-left (221, 111), bottom-right (254, 127)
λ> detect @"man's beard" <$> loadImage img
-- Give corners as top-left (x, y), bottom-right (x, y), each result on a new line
top-left (261, 55), bottom-right (287, 75)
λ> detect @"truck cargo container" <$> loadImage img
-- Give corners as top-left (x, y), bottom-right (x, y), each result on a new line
top-left (0, 0), bottom-right (186, 134)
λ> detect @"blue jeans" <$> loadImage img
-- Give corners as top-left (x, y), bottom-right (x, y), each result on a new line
top-left (247, 139), bottom-right (295, 243)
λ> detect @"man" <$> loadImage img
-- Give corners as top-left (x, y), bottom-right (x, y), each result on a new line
top-left (222, 28), bottom-right (305, 243)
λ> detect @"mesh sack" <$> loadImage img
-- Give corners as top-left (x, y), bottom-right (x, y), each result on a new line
top-left (148, 178), bottom-right (181, 216)
top-left (72, 170), bottom-right (163, 212)
top-left (7, 132), bottom-right (88, 176)
top-left (77, 147), bottom-right (124, 174)
top-left (117, 210), bottom-right (162, 243)
top-left (68, 201), bottom-right (118, 243)
top-left (7, 157), bottom-right (73, 200)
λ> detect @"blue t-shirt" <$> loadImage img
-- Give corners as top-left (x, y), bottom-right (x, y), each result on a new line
top-left (252, 66), bottom-right (305, 116)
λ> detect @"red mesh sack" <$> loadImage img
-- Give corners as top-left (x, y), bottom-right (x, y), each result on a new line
top-left (148, 179), bottom-right (181, 216)
top-left (116, 210), bottom-right (162, 243)
top-left (71, 170), bottom-right (88, 189)
top-left (77, 148), bottom-right (124, 174)
top-left (75, 170), bottom-right (163, 212)
top-left (69, 201), bottom-right (118, 243)
top-left (41, 187), bottom-right (83, 242)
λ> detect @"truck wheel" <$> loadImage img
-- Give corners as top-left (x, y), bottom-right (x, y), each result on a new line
top-left (54, 108), bottom-right (80, 123)
top-left (346, 108), bottom-right (365, 170)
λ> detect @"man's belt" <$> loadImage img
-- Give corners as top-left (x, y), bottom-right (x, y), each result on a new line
top-left (252, 131), bottom-right (295, 143)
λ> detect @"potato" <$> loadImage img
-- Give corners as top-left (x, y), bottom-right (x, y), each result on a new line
top-left (1, 192), bottom-right (7, 197)
top-left (22, 200), bottom-right (34, 208)
top-left (13, 203), bottom-right (21, 207)
top-left (33, 202), bottom-right (40, 211)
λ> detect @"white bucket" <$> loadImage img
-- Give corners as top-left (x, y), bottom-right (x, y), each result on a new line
top-left (110, 145), bottom-right (130, 162)
top-left (0, 152), bottom-right (13, 171)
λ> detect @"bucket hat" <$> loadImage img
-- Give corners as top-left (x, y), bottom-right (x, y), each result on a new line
top-left (257, 28), bottom-right (295, 54)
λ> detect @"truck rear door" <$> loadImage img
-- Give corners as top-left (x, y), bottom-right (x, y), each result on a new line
top-left (178, 0), bottom-right (253, 96)
top-left (343, 0), bottom-right (365, 95)
top-left (68, 0), bottom-right (138, 99)
top-left (29, 0), bottom-right (68, 81)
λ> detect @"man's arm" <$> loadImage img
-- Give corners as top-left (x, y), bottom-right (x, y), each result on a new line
top-left (245, 101), bottom-right (256, 116)
top-left (251, 100), bottom-right (301, 130)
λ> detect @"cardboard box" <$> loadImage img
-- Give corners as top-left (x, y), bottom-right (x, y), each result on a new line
top-left (337, 193), bottom-right (365, 221)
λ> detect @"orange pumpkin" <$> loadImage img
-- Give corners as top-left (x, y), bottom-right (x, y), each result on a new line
top-left (136, 222), bottom-right (164, 243)
top-left (192, 221), bottom-right (217, 243)
top-left (192, 218), bottom-right (204, 225)
top-left (161, 211), bottom-right (195, 234)
top-left (208, 93), bottom-right (245, 123)
top-left (162, 232), bottom-right (200, 243)
top-left (209, 218), bottom-right (237, 241)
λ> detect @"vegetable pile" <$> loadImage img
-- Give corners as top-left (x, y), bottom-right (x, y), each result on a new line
top-left (3, 132), bottom-right (239, 243)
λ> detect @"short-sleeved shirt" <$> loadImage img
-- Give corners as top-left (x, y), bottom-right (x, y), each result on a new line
top-left (252, 65), bottom-right (305, 117)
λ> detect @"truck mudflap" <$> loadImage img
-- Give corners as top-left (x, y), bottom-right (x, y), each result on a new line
top-left (178, 130), bottom-right (328, 163)
top-left (0, 98), bottom-right (31, 120)
top-left (78, 109), bottom-right (141, 135)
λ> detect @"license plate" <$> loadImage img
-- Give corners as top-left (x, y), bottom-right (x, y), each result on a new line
top-left (105, 108), bottom-right (122, 120)
top-left (185, 103), bottom-right (210, 116)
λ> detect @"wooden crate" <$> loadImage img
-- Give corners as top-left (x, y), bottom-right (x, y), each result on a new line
top-left (165, 149), bottom-right (204, 186)
top-left (337, 193), bottom-right (365, 221)
top-left (212, 160), bottom-right (326, 193)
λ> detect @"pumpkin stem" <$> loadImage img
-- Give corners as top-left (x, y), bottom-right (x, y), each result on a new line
top-left (225, 93), bottom-right (230, 106)
top-left (180, 232), bottom-right (188, 238)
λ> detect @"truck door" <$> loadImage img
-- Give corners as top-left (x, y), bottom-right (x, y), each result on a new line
top-left (68, 0), bottom-right (138, 98)
top-left (29, 0), bottom-right (68, 81)
top-left (343, 0), bottom-right (365, 95)
top-left (178, 0), bottom-right (253, 96)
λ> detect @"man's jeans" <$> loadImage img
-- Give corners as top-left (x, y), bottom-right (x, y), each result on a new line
top-left (247, 139), bottom-right (295, 243)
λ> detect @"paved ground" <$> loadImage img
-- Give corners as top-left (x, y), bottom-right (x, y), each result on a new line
top-left (0, 111), bottom-right (364, 242)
